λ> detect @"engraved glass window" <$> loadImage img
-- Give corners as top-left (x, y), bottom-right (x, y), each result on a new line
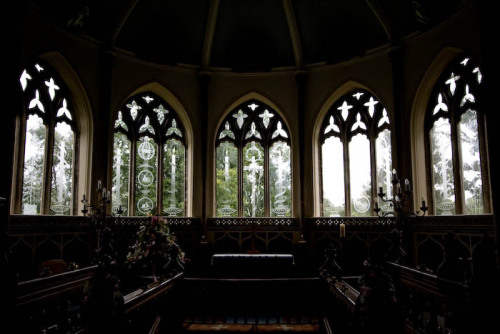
top-left (269, 141), bottom-right (291, 217)
top-left (215, 99), bottom-right (291, 217)
top-left (112, 132), bottom-right (130, 215)
top-left (216, 142), bottom-right (238, 217)
top-left (460, 110), bottom-right (483, 214)
top-left (375, 128), bottom-right (393, 212)
top-left (321, 136), bottom-right (344, 217)
top-left (136, 136), bottom-right (158, 216)
top-left (320, 89), bottom-right (392, 216)
top-left (163, 139), bottom-right (185, 216)
top-left (113, 92), bottom-right (186, 216)
top-left (17, 60), bottom-right (77, 215)
top-left (349, 134), bottom-right (371, 216)
top-left (243, 141), bottom-right (265, 217)
top-left (430, 118), bottom-right (455, 215)
top-left (50, 122), bottom-right (75, 215)
top-left (426, 55), bottom-right (488, 215)
top-left (22, 115), bottom-right (46, 215)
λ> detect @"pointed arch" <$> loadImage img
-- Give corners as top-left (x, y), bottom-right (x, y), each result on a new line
top-left (411, 48), bottom-right (463, 213)
top-left (215, 91), bottom-right (292, 139)
top-left (213, 92), bottom-right (292, 218)
top-left (12, 52), bottom-right (93, 215)
top-left (112, 83), bottom-right (193, 216)
top-left (313, 81), bottom-right (392, 216)
top-left (124, 82), bottom-right (194, 216)
top-left (411, 48), bottom-right (490, 215)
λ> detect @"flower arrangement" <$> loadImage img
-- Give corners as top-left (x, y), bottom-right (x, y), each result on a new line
top-left (124, 215), bottom-right (186, 281)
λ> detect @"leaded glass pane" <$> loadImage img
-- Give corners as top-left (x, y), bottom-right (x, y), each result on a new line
top-left (376, 129), bottom-right (393, 207)
top-left (135, 136), bottom-right (157, 216)
top-left (430, 118), bottom-right (455, 215)
top-left (216, 142), bottom-right (238, 217)
top-left (349, 134), bottom-right (371, 216)
top-left (127, 100), bottom-right (141, 120)
top-left (259, 109), bottom-right (274, 128)
top-left (321, 137), bottom-right (345, 217)
top-left (112, 132), bottom-right (130, 215)
top-left (269, 141), bottom-right (291, 217)
top-left (22, 114), bottom-right (46, 215)
top-left (153, 104), bottom-right (168, 124)
top-left (460, 110), bottom-right (484, 214)
top-left (162, 139), bottom-right (185, 216)
top-left (18, 60), bottom-right (79, 216)
top-left (217, 99), bottom-right (290, 217)
top-left (321, 89), bottom-right (391, 217)
top-left (50, 122), bottom-right (74, 215)
top-left (115, 91), bottom-right (186, 217)
top-left (243, 141), bottom-right (264, 217)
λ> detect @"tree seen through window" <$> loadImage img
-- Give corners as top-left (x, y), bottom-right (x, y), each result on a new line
top-left (320, 89), bottom-right (392, 217)
top-left (112, 92), bottom-right (186, 216)
top-left (426, 55), bottom-right (487, 215)
top-left (215, 100), bottom-right (291, 217)
top-left (18, 60), bottom-right (77, 215)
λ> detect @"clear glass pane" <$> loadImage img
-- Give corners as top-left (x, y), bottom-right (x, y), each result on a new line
top-left (22, 114), bottom-right (46, 215)
top-left (349, 134), bottom-right (371, 216)
top-left (216, 142), bottom-right (238, 217)
top-left (269, 141), bottom-right (291, 217)
top-left (321, 137), bottom-right (345, 216)
top-left (162, 139), bottom-right (185, 216)
top-left (50, 122), bottom-right (74, 215)
top-left (112, 132), bottom-right (130, 216)
top-left (460, 110), bottom-right (484, 214)
top-left (376, 129), bottom-right (393, 211)
top-left (135, 136), bottom-right (157, 216)
top-left (431, 118), bottom-right (455, 215)
top-left (243, 141), bottom-right (264, 217)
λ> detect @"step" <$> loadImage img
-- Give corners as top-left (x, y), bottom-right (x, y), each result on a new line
top-left (182, 323), bottom-right (320, 333)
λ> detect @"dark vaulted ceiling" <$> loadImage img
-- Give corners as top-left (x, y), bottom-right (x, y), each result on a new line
top-left (27, 0), bottom-right (465, 72)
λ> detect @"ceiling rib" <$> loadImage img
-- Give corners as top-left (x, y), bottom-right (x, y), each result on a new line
top-left (109, 0), bottom-right (141, 48)
top-left (282, 0), bottom-right (303, 69)
top-left (364, 0), bottom-right (394, 44)
top-left (202, 0), bottom-right (220, 69)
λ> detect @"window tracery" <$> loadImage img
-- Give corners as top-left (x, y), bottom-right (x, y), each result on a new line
top-left (425, 55), bottom-right (488, 215)
top-left (17, 60), bottom-right (77, 215)
top-left (113, 91), bottom-right (186, 216)
top-left (215, 99), bottom-right (291, 217)
top-left (320, 89), bottom-right (392, 217)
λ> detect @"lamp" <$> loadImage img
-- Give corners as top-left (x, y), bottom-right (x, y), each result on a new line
top-left (374, 170), bottom-right (427, 264)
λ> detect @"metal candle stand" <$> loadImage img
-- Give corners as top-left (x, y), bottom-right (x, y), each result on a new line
top-left (374, 169), bottom-right (428, 264)
top-left (81, 180), bottom-right (124, 260)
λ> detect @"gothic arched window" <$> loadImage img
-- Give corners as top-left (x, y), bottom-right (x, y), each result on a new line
top-left (215, 99), bottom-right (291, 217)
top-left (16, 60), bottom-right (78, 215)
top-left (320, 89), bottom-right (392, 217)
top-left (113, 91), bottom-right (186, 217)
top-left (425, 55), bottom-right (489, 215)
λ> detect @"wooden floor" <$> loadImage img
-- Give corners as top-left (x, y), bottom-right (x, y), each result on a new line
top-left (177, 277), bottom-right (326, 333)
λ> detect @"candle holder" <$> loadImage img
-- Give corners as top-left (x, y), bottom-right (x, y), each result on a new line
top-left (374, 169), bottom-right (428, 264)
top-left (81, 180), bottom-right (124, 262)
top-left (374, 169), bottom-right (428, 218)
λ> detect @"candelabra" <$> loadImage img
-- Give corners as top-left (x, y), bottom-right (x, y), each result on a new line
top-left (81, 180), bottom-right (124, 259)
top-left (374, 169), bottom-right (428, 264)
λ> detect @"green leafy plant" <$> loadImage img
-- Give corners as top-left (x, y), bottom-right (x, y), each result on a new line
top-left (124, 215), bottom-right (186, 281)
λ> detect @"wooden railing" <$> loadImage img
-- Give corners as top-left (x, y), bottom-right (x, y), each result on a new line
top-left (123, 273), bottom-right (183, 314)
top-left (15, 268), bottom-right (184, 334)
top-left (8, 214), bottom-right (498, 333)
top-left (17, 265), bottom-right (97, 307)
top-left (15, 265), bottom-right (97, 333)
